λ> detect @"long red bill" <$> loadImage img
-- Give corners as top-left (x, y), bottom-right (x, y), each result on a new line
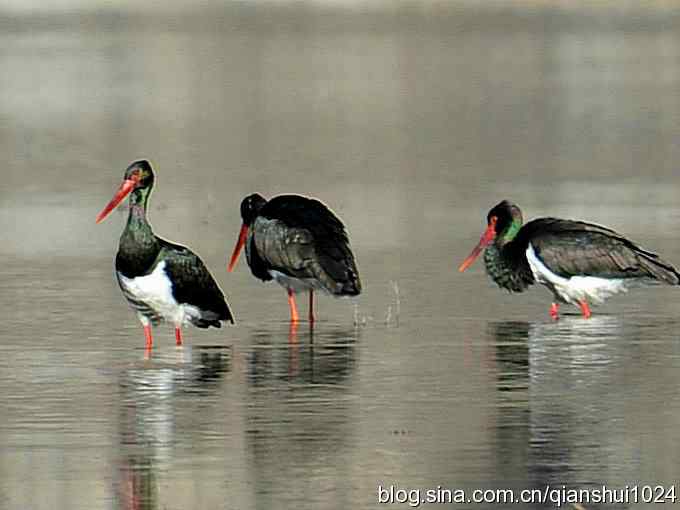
top-left (228, 224), bottom-right (249, 272)
top-left (458, 217), bottom-right (497, 272)
top-left (95, 178), bottom-right (138, 224)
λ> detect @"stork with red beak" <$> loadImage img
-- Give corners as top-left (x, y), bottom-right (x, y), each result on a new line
top-left (96, 160), bottom-right (234, 348)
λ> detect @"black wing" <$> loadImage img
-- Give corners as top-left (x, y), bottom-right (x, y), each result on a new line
top-left (245, 233), bottom-right (274, 282)
top-left (516, 218), bottom-right (680, 284)
top-left (259, 195), bottom-right (361, 295)
top-left (159, 239), bottom-right (235, 326)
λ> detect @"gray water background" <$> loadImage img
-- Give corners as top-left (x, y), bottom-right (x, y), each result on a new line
top-left (2, 2), bottom-right (680, 509)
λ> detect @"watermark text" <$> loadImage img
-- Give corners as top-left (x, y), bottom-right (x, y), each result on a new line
top-left (377, 484), bottom-right (677, 507)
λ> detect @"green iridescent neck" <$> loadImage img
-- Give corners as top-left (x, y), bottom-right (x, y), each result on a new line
top-left (117, 185), bottom-right (159, 271)
top-left (126, 187), bottom-right (152, 226)
top-left (500, 218), bottom-right (522, 244)
top-left (121, 187), bottom-right (156, 252)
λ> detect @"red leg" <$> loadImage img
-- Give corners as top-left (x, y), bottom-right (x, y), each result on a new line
top-left (288, 320), bottom-right (299, 344)
top-left (143, 324), bottom-right (153, 349)
top-left (288, 322), bottom-right (299, 376)
top-left (308, 290), bottom-right (315, 324)
top-left (549, 302), bottom-right (560, 320)
top-left (578, 300), bottom-right (592, 319)
top-left (287, 289), bottom-right (299, 323)
top-left (175, 326), bottom-right (183, 346)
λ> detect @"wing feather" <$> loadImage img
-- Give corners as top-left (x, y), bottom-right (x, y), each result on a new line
top-left (159, 240), bottom-right (235, 324)
top-left (517, 218), bottom-right (680, 283)
top-left (254, 195), bottom-right (361, 295)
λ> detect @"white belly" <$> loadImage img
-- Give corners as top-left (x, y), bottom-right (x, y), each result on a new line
top-left (118, 260), bottom-right (202, 326)
top-left (269, 269), bottom-right (326, 294)
top-left (525, 244), bottom-right (628, 305)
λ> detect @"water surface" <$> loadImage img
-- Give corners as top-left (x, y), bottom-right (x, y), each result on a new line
top-left (2, 3), bottom-right (680, 509)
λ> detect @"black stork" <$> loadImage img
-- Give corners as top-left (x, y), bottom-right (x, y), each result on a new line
top-left (458, 200), bottom-right (680, 319)
top-left (96, 160), bottom-right (234, 349)
top-left (227, 193), bottom-right (361, 323)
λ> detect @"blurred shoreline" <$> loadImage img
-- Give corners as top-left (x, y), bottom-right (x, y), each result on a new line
top-left (1, 2), bottom-right (679, 35)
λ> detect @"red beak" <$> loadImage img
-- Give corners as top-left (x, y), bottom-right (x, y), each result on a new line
top-left (95, 177), bottom-right (138, 224)
top-left (458, 217), bottom-right (497, 272)
top-left (228, 224), bottom-right (249, 272)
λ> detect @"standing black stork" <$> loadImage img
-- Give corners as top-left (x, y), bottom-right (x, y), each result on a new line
top-left (458, 200), bottom-right (680, 319)
top-left (227, 193), bottom-right (361, 323)
top-left (96, 160), bottom-right (234, 349)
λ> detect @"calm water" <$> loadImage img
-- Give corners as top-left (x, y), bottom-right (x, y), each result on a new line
top-left (2, 3), bottom-right (680, 509)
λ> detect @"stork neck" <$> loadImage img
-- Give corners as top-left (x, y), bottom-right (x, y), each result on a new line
top-left (125, 187), bottom-right (152, 228)
top-left (499, 218), bottom-right (522, 245)
top-left (120, 187), bottom-right (156, 249)
top-left (484, 243), bottom-right (508, 272)
top-left (483, 242), bottom-right (531, 293)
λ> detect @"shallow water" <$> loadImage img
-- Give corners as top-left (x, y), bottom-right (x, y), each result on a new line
top-left (2, 3), bottom-right (680, 509)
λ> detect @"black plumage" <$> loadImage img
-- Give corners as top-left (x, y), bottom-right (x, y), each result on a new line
top-left (482, 243), bottom-right (534, 293)
top-left (515, 218), bottom-right (680, 284)
top-left (460, 200), bottom-right (680, 318)
top-left (252, 195), bottom-right (361, 295)
top-left (97, 160), bottom-right (234, 347)
top-left (246, 234), bottom-right (273, 282)
top-left (229, 193), bottom-right (361, 322)
top-left (114, 236), bottom-right (233, 328)
top-left (158, 240), bottom-right (234, 327)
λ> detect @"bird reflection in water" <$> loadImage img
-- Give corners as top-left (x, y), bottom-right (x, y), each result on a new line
top-left (489, 317), bottom-right (639, 504)
top-left (284, 320), bottom-right (334, 376)
top-left (247, 324), bottom-right (358, 384)
top-left (489, 321), bottom-right (532, 490)
top-left (113, 346), bottom-right (231, 510)
top-left (492, 321), bottom-right (531, 397)
top-left (243, 325), bottom-right (359, 509)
